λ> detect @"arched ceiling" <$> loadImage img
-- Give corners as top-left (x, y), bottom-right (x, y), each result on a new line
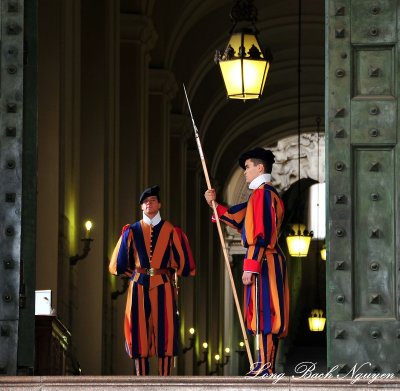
top-left (147, 0), bottom-right (325, 185)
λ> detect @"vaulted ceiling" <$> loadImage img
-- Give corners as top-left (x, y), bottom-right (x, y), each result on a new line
top-left (124, 0), bottom-right (325, 183)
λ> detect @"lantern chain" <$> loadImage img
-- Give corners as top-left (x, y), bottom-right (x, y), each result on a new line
top-left (230, 0), bottom-right (257, 23)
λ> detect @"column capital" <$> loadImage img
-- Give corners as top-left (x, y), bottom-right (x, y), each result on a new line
top-left (149, 69), bottom-right (178, 101)
top-left (120, 14), bottom-right (157, 51)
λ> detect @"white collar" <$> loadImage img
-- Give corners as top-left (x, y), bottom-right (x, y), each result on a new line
top-left (249, 173), bottom-right (271, 190)
top-left (142, 211), bottom-right (162, 226)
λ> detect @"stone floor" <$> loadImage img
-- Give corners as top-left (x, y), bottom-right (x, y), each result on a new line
top-left (1, 376), bottom-right (400, 391)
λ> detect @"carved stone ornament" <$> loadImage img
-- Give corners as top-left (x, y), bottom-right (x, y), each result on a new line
top-left (271, 133), bottom-right (325, 192)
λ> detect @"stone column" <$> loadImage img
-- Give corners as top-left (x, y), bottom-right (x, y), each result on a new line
top-left (223, 227), bottom-right (246, 376)
top-left (74, 0), bottom-right (121, 375)
top-left (168, 113), bottom-right (190, 224)
top-left (109, 13), bottom-right (157, 376)
top-left (77, 0), bottom-right (108, 375)
top-left (185, 151), bottom-right (212, 375)
top-left (58, 0), bottom-right (81, 329)
top-left (169, 114), bottom-right (194, 374)
top-left (36, 0), bottom-right (62, 318)
top-left (148, 69), bottom-right (178, 217)
top-left (102, 0), bottom-right (120, 375)
top-left (119, 14), bottom-right (157, 225)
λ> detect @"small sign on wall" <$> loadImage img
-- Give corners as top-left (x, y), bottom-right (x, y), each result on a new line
top-left (35, 290), bottom-right (52, 315)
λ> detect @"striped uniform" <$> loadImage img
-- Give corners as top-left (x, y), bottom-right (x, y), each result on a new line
top-left (109, 220), bottom-right (195, 375)
top-left (215, 182), bottom-right (288, 374)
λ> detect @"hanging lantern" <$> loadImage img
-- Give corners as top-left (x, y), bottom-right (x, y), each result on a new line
top-left (284, 1), bottom-right (314, 259)
top-left (286, 224), bottom-right (313, 257)
top-left (320, 244), bottom-right (326, 261)
top-left (308, 309), bottom-right (326, 332)
top-left (215, 0), bottom-right (272, 100)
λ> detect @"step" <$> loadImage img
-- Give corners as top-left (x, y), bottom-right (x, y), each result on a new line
top-left (1, 375), bottom-right (400, 390)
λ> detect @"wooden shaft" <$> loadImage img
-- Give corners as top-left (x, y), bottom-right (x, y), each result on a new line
top-left (184, 85), bottom-right (255, 367)
top-left (255, 273), bottom-right (260, 351)
top-left (199, 155), bottom-right (254, 368)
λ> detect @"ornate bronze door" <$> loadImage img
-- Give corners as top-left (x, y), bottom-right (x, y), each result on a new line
top-left (327, 0), bottom-right (399, 374)
top-left (0, 0), bottom-right (36, 375)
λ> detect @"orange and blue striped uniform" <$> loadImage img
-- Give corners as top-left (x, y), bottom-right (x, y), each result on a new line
top-left (214, 182), bottom-right (288, 374)
top-left (109, 220), bottom-right (195, 375)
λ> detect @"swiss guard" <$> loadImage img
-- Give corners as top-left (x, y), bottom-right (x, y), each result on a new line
top-left (204, 147), bottom-right (289, 376)
top-left (109, 185), bottom-right (196, 376)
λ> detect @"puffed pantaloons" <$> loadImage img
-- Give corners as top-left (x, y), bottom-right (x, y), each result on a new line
top-left (125, 281), bottom-right (178, 376)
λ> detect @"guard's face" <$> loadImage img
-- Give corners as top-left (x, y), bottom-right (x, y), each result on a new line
top-left (141, 196), bottom-right (161, 218)
top-left (244, 159), bottom-right (264, 184)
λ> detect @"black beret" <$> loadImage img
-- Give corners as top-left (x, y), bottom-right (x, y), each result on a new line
top-left (139, 185), bottom-right (160, 204)
top-left (238, 147), bottom-right (275, 169)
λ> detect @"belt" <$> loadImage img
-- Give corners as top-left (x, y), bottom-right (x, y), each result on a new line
top-left (135, 267), bottom-right (169, 276)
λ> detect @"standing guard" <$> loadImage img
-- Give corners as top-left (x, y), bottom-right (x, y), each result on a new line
top-left (109, 185), bottom-right (195, 376)
top-left (204, 148), bottom-right (289, 375)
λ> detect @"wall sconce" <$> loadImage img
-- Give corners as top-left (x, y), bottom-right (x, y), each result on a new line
top-left (70, 220), bottom-right (94, 266)
top-left (235, 341), bottom-right (246, 357)
top-left (308, 309), bottom-right (326, 332)
top-left (209, 348), bottom-right (231, 375)
top-left (197, 342), bottom-right (208, 366)
top-left (221, 347), bottom-right (231, 366)
top-left (182, 327), bottom-right (196, 353)
top-left (209, 354), bottom-right (221, 376)
top-left (111, 275), bottom-right (130, 300)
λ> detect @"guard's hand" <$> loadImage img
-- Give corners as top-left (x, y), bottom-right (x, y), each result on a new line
top-left (204, 189), bottom-right (216, 207)
top-left (242, 271), bottom-right (254, 285)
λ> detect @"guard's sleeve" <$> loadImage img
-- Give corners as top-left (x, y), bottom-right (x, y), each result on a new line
top-left (171, 226), bottom-right (196, 277)
top-left (243, 247), bottom-right (264, 273)
top-left (109, 236), bottom-right (122, 275)
top-left (108, 226), bottom-right (134, 277)
top-left (212, 202), bottom-right (247, 233)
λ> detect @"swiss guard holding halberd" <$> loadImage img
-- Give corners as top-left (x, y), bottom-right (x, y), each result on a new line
top-left (204, 147), bottom-right (289, 376)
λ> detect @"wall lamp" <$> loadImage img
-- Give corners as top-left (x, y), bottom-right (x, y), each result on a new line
top-left (209, 348), bottom-right (231, 375)
top-left (209, 354), bottom-right (221, 376)
top-left (182, 328), bottom-right (196, 353)
top-left (221, 347), bottom-right (231, 366)
top-left (70, 220), bottom-right (94, 266)
top-left (111, 275), bottom-right (130, 300)
top-left (197, 342), bottom-right (208, 366)
top-left (236, 341), bottom-right (246, 357)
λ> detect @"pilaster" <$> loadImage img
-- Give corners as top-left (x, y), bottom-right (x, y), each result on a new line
top-left (119, 14), bottom-right (157, 225)
top-left (147, 69), bottom-right (178, 218)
